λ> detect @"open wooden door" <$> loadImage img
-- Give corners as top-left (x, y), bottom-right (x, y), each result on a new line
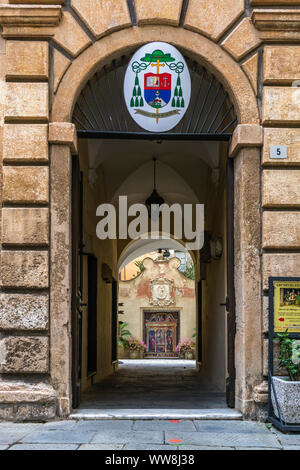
top-left (71, 156), bottom-right (83, 409)
top-left (226, 157), bottom-right (236, 408)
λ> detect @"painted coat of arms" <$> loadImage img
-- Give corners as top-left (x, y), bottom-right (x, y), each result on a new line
top-left (124, 42), bottom-right (191, 132)
top-left (149, 278), bottom-right (175, 307)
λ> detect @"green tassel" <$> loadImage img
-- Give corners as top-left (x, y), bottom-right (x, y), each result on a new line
top-left (140, 97), bottom-right (144, 106)
top-left (135, 75), bottom-right (139, 86)
top-left (135, 97), bottom-right (139, 107)
top-left (172, 97), bottom-right (176, 107)
top-left (130, 97), bottom-right (134, 107)
top-left (176, 97), bottom-right (180, 107)
top-left (181, 98), bottom-right (185, 108)
top-left (133, 87), bottom-right (136, 97)
top-left (177, 76), bottom-right (181, 86)
top-left (179, 87), bottom-right (182, 97)
top-left (174, 87), bottom-right (178, 97)
top-left (138, 86), bottom-right (141, 96)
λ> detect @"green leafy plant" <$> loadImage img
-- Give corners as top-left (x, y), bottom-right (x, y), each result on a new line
top-left (134, 260), bottom-right (145, 276)
top-left (118, 322), bottom-right (132, 349)
top-left (192, 328), bottom-right (196, 339)
top-left (274, 329), bottom-right (300, 381)
top-left (181, 263), bottom-right (195, 280)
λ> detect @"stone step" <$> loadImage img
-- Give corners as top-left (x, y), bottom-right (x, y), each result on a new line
top-left (69, 408), bottom-right (243, 420)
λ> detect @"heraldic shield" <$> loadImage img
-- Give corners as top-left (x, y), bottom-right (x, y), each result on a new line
top-left (124, 42), bottom-right (191, 132)
top-left (144, 72), bottom-right (171, 109)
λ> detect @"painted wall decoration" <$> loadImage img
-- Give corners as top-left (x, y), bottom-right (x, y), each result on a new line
top-left (150, 277), bottom-right (175, 307)
top-left (124, 42), bottom-right (191, 132)
top-left (144, 312), bottom-right (179, 358)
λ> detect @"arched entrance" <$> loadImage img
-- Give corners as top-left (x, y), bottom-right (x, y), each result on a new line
top-left (50, 26), bottom-right (261, 419)
top-left (69, 47), bottom-right (237, 415)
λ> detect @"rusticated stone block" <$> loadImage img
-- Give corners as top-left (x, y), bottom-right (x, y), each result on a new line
top-left (262, 128), bottom-right (300, 166)
top-left (0, 337), bottom-right (49, 373)
top-left (0, 405), bottom-right (14, 421)
top-left (6, 40), bottom-right (49, 80)
top-left (49, 122), bottom-right (77, 153)
top-left (3, 166), bottom-right (49, 204)
top-left (0, 251), bottom-right (49, 288)
top-left (53, 11), bottom-right (91, 57)
top-left (71, 0), bottom-right (131, 39)
top-left (221, 18), bottom-right (261, 61)
top-left (242, 53), bottom-right (258, 95)
top-left (229, 124), bottom-right (263, 158)
top-left (5, 82), bottom-right (49, 121)
top-left (2, 208), bottom-right (49, 245)
top-left (135, 0), bottom-right (182, 25)
top-left (263, 211), bottom-right (300, 249)
top-left (3, 124), bottom-right (48, 162)
top-left (264, 46), bottom-right (300, 85)
top-left (251, 0), bottom-right (300, 4)
top-left (9, 1), bottom-right (65, 3)
top-left (263, 87), bottom-right (300, 126)
top-left (262, 170), bottom-right (300, 208)
top-left (263, 296), bottom-right (269, 334)
top-left (14, 403), bottom-right (56, 422)
top-left (0, 293), bottom-right (49, 331)
top-left (53, 48), bottom-right (70, 93)
top-left (185, 0), bottom-right (244, 41)
top-left (263, 253), bottom-right (300, 290)
top-left (0, 381), bottom-right (56, 404)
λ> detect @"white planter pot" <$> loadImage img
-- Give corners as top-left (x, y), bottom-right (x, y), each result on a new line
top-left (271, 376), bottom-right (300, 424)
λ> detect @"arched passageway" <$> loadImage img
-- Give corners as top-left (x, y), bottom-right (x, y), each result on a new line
top-left (70, 46), bottom-right (238, 417)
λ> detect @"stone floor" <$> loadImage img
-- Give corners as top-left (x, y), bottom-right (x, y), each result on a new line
top-left (0, 420), bottom-right (299, 450)
top-left (1, 361), bottom-right (299, 450)
top-left (73, 360), bottom-right (229, 419)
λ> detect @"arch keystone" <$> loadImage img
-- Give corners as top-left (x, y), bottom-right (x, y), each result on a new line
top-left (135, 0), bottom-right (183, 26)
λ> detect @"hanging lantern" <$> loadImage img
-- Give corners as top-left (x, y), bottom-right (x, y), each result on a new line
top-left (145, 157), bottom-right (165, 220)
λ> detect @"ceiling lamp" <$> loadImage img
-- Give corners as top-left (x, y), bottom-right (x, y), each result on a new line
top-left (145, 157), bottom-right (165, 220)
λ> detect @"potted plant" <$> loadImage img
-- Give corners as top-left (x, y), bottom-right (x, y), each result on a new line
top-left (128, 338), bottom-right (146, 359)
top-left (176, 340), bottom-right (196, 360)
top-left (118, 322), bottom-right (131, 359)
top-left (271, 329), bottom-right (300, 424)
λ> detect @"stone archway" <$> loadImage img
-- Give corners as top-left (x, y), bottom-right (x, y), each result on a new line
top-left (48, 26), bottom-right (263, 418)
top-left (51, 26), bottom-right (259, 124)
top-left (49, 26), bottom-right (262, 419)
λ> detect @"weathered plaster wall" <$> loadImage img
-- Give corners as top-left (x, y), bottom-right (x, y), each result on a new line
top-left (119, 257), bottom-right (196, 347)
top-left (200, 156), bottom-right (227, 392)
top-left (78, 139), bottom-right (118, 392)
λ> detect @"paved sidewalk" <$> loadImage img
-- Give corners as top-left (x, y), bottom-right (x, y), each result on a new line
top-left (0, 420), bottom-right (299, 450)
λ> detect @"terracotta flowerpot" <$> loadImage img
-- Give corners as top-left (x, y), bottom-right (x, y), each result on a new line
top-left (271, 376), bottom-right (300, 424)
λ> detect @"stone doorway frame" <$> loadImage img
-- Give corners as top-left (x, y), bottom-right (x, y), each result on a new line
top-left (49, 26), bottom-right (262, 418)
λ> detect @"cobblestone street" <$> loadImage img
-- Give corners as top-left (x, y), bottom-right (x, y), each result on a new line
top-left (0, 420), bottom-right (299, 450)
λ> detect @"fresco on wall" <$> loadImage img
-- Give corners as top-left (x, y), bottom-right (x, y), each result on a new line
top-left (144, 312), bottom-right (179, 358)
